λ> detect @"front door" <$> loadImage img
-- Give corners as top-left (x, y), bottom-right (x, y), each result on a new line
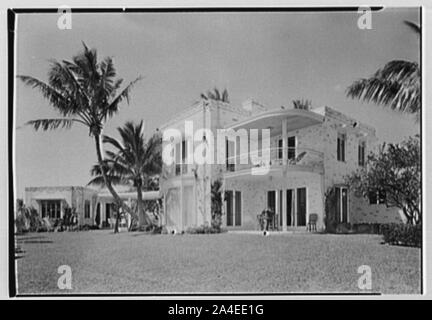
top-left (335, 186), bottom-right (349, 223)
top-left (267, 191), bottom-right (275, 213)
top-left (286, 189), bottom-right (293, 226)
top-left (105, 203), bottom-right (111, 223)
top-left (296, 188), bottom-right (307, 226)
top-left (226, 191), bottom-right (233, 226)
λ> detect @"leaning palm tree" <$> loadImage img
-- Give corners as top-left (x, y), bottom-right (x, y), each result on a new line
top-left (88, 121), bottom-right (162, 229)
top-left (200, 87), bottom-right (229, 102)
top-left (346, 21), bottom-right (420, 119)
top-left (18, 43), bottom-right (141, 218)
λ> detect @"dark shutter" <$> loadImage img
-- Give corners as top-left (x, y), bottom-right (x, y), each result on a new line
top-left (235, 191), bottom-right (241, 226)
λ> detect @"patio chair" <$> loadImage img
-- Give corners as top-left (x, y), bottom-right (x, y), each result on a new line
top-left (307, 213), bottom-right (318, 232)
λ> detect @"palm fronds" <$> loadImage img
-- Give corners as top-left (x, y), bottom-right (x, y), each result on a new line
top-left (346, 60), bottom-right (420, 115)
top-left (201, 87), bottom-right (229, 103)
top-left (18, 42), bottom-right (142, 135)
top-left (292, 99), bottom-right (312, 110)
top-left (346, 20), bottom-right (421, 119)
top-left (89, 121), bottom-right (162, 189)
top-left (26, 118), bottom-right (86, 131)
top-left (404, 20), bottom-right (420, 35)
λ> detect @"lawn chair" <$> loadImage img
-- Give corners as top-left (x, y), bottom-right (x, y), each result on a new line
top-left (307, 213), bottom-right (318, 232)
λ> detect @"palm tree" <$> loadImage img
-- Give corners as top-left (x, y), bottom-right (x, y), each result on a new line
top-left (200, 87), bottom-right (229, 102)
top-left (18, 42), bottom-right (141, 218)
top-left (346, 21), bottom-right (420, 119)
top-left (292, 99), bottom-right (312, 110)
top-left (88, 121), bottom-right (162, 229)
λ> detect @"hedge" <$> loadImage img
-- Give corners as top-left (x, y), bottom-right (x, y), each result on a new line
top-left (381, 223), bottom-right (422, 247)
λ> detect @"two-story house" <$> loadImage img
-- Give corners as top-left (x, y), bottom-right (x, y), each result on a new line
top-left (160, 99), bottom-right (403, 232)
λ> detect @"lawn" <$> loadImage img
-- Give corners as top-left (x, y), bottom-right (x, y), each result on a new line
top-left (15, 231), bottom-right (421, 295)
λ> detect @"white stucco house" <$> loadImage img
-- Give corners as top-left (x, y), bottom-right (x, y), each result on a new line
top-left (160, 99), bottom-right (403, 232)
top-left (24, 98), bottom-right (403, 232)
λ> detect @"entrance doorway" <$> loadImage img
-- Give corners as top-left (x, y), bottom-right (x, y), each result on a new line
top-left (296, 188), bottom-right (307, 226)
top-left (335, 186), bottom-right (349, 223)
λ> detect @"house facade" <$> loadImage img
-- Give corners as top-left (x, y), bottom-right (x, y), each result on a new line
top-left (160, 99), bottom-right (403, 232)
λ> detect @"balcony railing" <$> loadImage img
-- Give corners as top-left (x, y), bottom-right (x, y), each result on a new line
top-left (224, 147), bottom-right (324, 173)
top-left (163, 147), bottom-right (324, 178)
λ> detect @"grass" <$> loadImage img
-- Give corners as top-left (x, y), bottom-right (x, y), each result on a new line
top-left (16, 231), bottom-right (421, 294)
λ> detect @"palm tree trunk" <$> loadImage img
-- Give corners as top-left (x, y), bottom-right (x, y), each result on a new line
top-left (137, 183), bottom-right (151, 227)
top-left (94, 134), bottom-right (136, 224)
top-left (114, 210), bottom-right (120, 233)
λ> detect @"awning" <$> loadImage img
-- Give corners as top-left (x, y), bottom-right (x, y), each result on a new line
top-left (97, 190), bottom-right (162, 201)
top-left (30, 193), bottom-right (68, 201)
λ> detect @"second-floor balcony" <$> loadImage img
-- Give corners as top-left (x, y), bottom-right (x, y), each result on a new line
top-left (224, 146), bottom-right (324, 176)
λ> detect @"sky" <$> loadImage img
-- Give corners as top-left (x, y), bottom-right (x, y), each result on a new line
top-left (14, 8), bottom-right (420, 199)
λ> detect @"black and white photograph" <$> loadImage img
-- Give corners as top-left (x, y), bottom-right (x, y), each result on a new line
top-left (5, 3), bottom-right (427, 300)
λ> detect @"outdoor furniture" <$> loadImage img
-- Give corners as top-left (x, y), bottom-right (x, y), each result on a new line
top-left (307, 213), bottom-right (318, 232)
top-left (257, 209), bottom-right (278, 231)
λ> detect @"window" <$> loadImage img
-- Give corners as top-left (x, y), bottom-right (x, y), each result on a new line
top-left (175, 142), bottom-right (181, 175)
top-left (226, 191), bottom-right (233, 226)
top-left (235, 191), bottom-right (242, 226)
top-left (288, 136), bottom-right (296, 160)
top-left (335, 187), bottom-right (349, 223)
top-left (358, 141), bottom-right (366, 166)
top-left (226, 190), bottom-right (242, 226)
top-left (84, 200), bottom-right (90, 219)
top-left (277, 139), bottom-right (283, 159)
top-left (369, 190), bottom-right (386, 205)
top-left (181, 140), bottom-right (188, 174)
top-left (337, 133), bottom-right (346, 162)
top-left (226, 140), bottom-right (235, 172)
top-left (40, 200), bottom-right (61, 219)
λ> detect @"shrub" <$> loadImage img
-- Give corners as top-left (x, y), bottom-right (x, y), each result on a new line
top-left (381, 223), bottom-right (422, 247)
top-left (352, 223), bottom-right (383, 234)
top-left (15, 214), bottom-right (29, 234)
top-left (76, 224), bottom-right (99, 231)
top-left (151, 225), bottom-right (165, 234)
top-left (324, 188), bottom-right (338, 233)
top-left (186, 224), bottom-right (225, 234)
top-left (211, 179), bottom-right (223, 230)
top-left (335, 223), bottom-right (354, 234)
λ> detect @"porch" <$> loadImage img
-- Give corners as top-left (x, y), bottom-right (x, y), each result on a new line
top-left (223, 171), bottom-right (325, 232)
top-left (95, 190), bottom-right (162, 229)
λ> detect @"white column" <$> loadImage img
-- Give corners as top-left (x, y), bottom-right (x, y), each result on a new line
top-left (101, 201), bottom-right (105, 227)
top-left (282, 119), bottom-right (288, 165)
top-left (127, 197), bottom-right (132, 229)
top-left (233, 191), bottom-right (236, 226)
top-left (282, 190), bottom-right (287, 231)
top-left (180, 182), bottom-right (183, 232)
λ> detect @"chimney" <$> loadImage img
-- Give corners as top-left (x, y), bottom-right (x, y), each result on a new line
top-left (242, 99), bottom-right (267, 115)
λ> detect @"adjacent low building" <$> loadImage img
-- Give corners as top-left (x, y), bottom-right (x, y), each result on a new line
top-left (24, 186), bottom-right (161, 228)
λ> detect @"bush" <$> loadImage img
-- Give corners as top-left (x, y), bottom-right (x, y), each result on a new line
top-left (381, 223), bottom-right (422, 247)
top-left (351, 223), bottom-right (383, 234)
top-left (186, 225), bottom-right (225, 234)
top-left (15, 214), bottom-right (29, 234)
top-left (335, 223), bottom-right (354, 234)
top-left (77, 224), bottom-right (100, 231)
top-left (151, 225), bottom-right (165, 234)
